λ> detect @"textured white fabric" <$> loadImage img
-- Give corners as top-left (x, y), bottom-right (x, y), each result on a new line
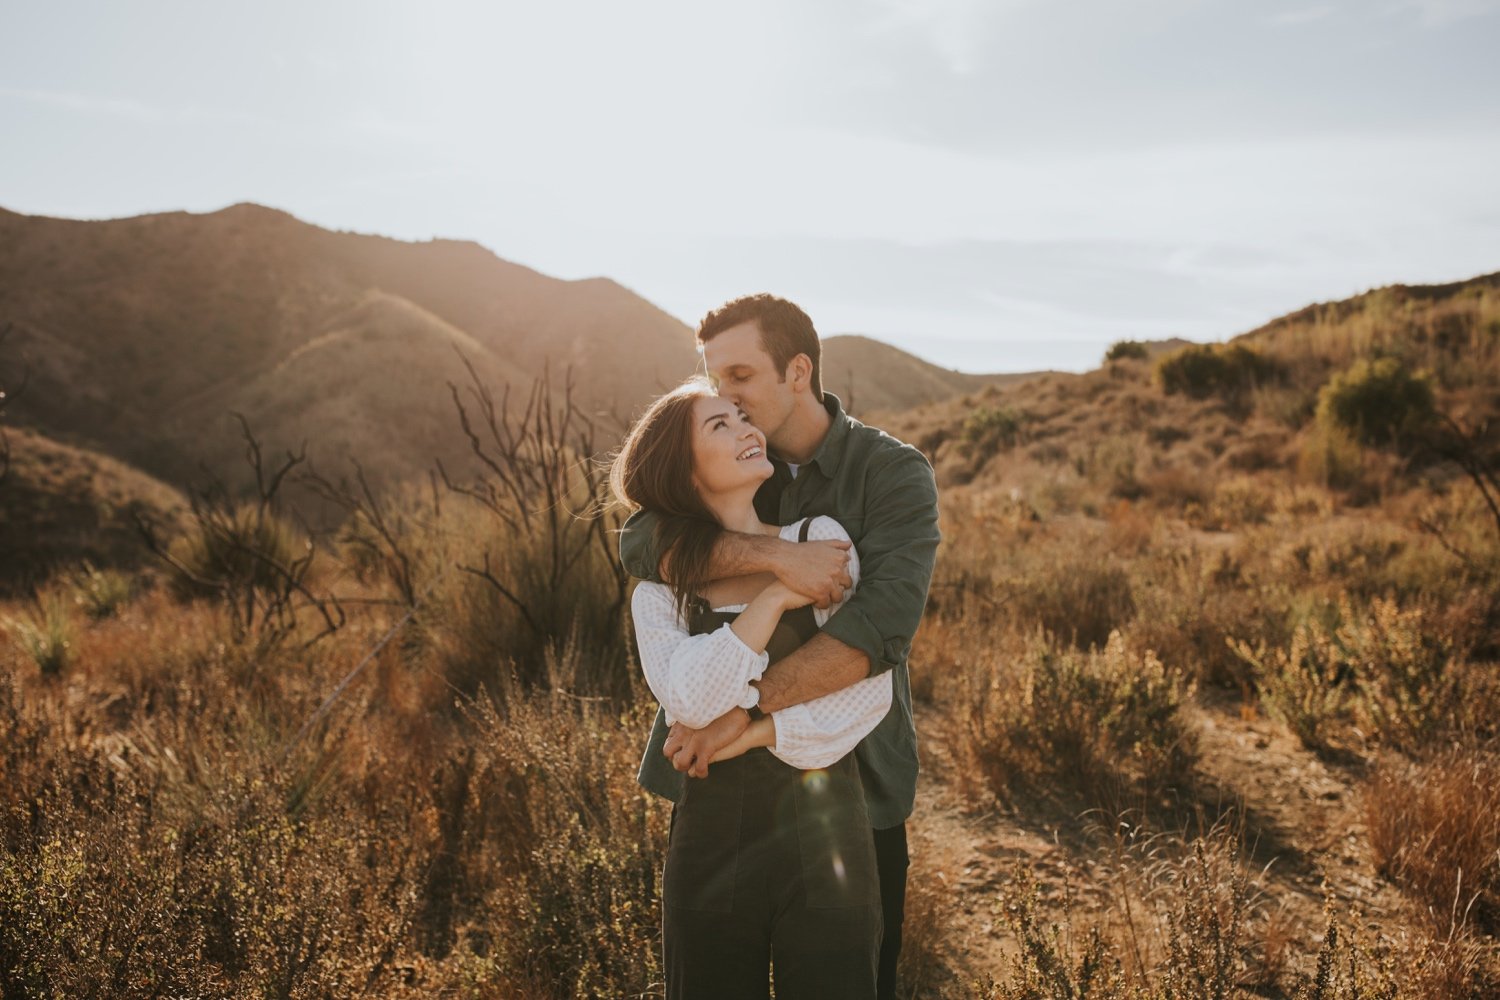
top-left (631, 516), bottom-right (893, 769)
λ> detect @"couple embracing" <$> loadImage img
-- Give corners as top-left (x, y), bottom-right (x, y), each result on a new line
top-left (610, 294), bottom-right (940, 1000)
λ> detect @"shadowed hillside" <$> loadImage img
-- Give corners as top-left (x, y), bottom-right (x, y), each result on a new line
top-left (0, 203), bottom-right (696, 496)
top-left (0, 204), bottom-right (1026, 505)
top-left (0, 427), bottom-right (187, 596)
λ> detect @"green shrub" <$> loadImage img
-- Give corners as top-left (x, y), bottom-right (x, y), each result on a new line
top-left (1157, 343), bottom-right (1283, 405)
top-left (1104, 339), bottom-right (1150, 363)
top-left (963, 405), bottom-right (1025, 458)
top-left (1316, 357), bottom-right (1436, 449)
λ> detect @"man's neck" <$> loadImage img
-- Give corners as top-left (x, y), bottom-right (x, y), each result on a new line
top-left (770, 397), bottom-right (833, 466)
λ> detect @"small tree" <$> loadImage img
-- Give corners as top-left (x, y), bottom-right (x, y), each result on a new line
top-left (1316, 357), bottom-right (1436, 450)
top-left (1104, 339), bottom-right (1150, 363)
top-left (437, 357), bottom-right (631, 695)
top-left (1157, 343), bottom-right (1282, 408)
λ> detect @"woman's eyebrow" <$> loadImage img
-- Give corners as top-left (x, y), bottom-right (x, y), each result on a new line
top-left (700, 411), bottom-right (732, 428)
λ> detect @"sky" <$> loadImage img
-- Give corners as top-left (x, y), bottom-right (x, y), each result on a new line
top-left (2, 0), bottom-right (1498, 373)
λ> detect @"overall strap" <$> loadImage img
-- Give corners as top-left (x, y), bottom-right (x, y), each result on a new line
top-left (797, 516), bottom-right (813, 543)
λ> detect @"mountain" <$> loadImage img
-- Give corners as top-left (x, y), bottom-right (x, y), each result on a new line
top-left (0, 203), bottom-right (698, 498)
top-left (0, 204), bottom-right (1017, 507)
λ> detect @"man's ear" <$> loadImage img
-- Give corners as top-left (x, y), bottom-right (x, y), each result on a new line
top-left (787, 353), bottom-right (812, 392)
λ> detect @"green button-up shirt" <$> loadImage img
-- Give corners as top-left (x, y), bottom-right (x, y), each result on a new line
top-left (619, 393), bottom-right (940, 828)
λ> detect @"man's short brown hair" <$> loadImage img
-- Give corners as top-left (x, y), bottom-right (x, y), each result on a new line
top-left (697, 294), bottom-right (823, 401)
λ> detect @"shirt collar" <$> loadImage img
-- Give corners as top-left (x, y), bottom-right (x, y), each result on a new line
top-left (802, 392), bottom-right (852, 477)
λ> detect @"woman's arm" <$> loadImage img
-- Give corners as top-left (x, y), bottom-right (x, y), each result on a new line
top-left (630, 580), bottom-right (802, 729)
top-left (765, 517), bottom-right (893, 769)
top-left (709, 716), bottom-right (777, 764)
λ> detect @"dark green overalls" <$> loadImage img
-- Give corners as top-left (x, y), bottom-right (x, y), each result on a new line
top-left (661, 532), bottom-right (882, 999)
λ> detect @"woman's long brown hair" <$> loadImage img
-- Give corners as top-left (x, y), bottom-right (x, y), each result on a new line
top-left (610, 378), bottom-right (725, 623)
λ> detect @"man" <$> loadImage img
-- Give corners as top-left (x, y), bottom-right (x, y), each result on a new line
top-left (620, 293), bottom-right (940, 999)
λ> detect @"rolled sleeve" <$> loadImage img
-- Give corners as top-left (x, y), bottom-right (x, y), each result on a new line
top-left (824, 448), bottom-right (940, 678)
top-left (770, 672), bottom-right (893, 769)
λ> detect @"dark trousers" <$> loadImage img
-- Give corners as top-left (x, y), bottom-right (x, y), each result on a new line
top-left (663, 751), bottom-right (882, 999)
top-left (873, 822), bottom-right (909, 1000)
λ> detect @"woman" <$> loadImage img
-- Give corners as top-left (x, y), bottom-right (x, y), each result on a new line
top-left (611, 377), bottom-right (891, 999)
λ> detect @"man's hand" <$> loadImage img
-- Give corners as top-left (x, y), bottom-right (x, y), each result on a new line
top-left (772, 538), bottom-right (852, 609)
top-left (662, 709), bottom-right (750, 778)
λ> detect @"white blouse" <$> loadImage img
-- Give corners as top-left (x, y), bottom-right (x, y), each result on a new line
top-left (630, 516), bottom-right (894, 770)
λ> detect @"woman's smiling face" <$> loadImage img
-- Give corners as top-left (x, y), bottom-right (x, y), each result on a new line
top-left (689, 394), bottom-right (773, 499)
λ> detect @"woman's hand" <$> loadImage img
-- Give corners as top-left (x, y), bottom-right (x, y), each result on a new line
top-left (763, 580), bottom-right (817, 612)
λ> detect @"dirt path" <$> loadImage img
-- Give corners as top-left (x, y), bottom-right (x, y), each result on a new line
top-left (904, 698), bottom-right (1416, 994)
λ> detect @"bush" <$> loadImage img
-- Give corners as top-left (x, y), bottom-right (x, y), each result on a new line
top-left (167, 503), bottom-right (306, 601)
top-left (1234, 596), bottom-right (1464, 754)
top-left (1316, 357), bottom-right (1436, 449)
top-left (1104, 339), bottom-right (1150, 363)
top-left (949, 632), bottom-right (1196, 810)
top-left (2, 590), bottom-right (74, 676)
top-left (1202, 476), bottom-right (1275, 529)
top-left (980, 832), bottom-right (1271, 999)
top-left (1157, 343), bottom-right (1283, 406)
top-left (1297, 422), bottom-right (1368, 494)
top-left (963, 405), bottom-right (1025, 459)
top-left (1231, 624), bottom-right (1352, 755)
top-left (1010, 553), bottom-right (1136, 649)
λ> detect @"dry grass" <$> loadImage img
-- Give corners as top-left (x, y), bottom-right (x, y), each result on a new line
top-left (1366, 750), bottom-right (1500, 935)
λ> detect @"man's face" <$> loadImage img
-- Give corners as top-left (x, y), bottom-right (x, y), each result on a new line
top-left (701, 320), bottom-right (797, 448)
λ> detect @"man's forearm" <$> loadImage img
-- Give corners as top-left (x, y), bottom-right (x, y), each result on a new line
top-left (753, 632), bottom-right (870, 714)
top-left (702, 530), bottom-right (781, 580)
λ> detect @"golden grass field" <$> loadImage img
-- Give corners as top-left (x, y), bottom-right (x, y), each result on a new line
top-left (2, 274), bottom-right (1499, 997)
